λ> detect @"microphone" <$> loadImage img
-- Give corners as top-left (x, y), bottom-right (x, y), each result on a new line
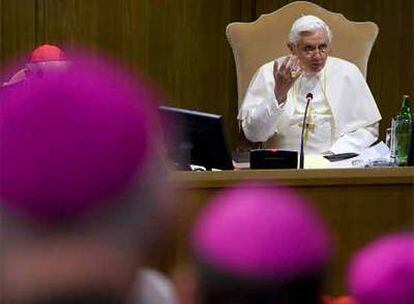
top-left (299, 93), bottom-right (313, 169)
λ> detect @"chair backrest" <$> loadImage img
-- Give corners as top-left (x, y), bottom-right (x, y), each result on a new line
top-left (226, 1), bottom-right (379, 110)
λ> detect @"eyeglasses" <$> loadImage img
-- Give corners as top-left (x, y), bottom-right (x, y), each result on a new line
top-left (300, 44), bottom-right (329, 56)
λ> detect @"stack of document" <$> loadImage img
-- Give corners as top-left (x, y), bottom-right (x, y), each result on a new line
top-left (305, 142), bottom-right (391, 169)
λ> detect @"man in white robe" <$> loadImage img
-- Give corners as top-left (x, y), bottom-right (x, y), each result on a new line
top-left (238, 15), bottom-right (381, 155)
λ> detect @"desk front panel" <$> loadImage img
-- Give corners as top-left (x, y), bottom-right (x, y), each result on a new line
top-left (168, 168), bottom-right (414, 294)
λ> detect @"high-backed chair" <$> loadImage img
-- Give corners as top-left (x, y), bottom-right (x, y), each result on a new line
top-left (226, 1), bottom-right (379, 112)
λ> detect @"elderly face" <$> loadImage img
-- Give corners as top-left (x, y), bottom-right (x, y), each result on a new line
top-left (290, 29), bottom-right (330, 74)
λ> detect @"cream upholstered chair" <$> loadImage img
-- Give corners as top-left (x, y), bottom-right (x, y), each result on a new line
top-left (226, 1), bottom-right (379, 111)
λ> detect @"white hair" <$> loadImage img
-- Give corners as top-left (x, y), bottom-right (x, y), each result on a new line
top-left (288, 15), bottom-right (332, 44)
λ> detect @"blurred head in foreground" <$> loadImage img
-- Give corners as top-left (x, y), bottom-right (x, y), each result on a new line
top-left (189, 183), bottom-right (332, 304)
top-left (2, 44), bottom-right (68, 87)
top-left (0, 53), bottom-right (174, 303)
top-left (347, 233), bottom-right (414, 304)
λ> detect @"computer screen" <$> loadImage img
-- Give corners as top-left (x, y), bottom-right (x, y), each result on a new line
top-left (158, 106), bottom-right (234, 170)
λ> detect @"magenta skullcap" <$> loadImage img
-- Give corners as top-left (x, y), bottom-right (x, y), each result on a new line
top-left (0, 55), bottom-right (158, 221)
top-left (348, 233), bottom-right (414, 304)
top-left (191, 183), bottom-right (332, 280)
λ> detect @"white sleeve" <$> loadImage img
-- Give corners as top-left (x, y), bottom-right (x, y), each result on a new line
top-left (330, 122), bottom-right (379, 154)
top-left (239, 65), bottom-right (285, 143)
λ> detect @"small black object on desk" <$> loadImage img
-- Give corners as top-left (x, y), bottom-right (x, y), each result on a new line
top-left (323, 153), bottom-right (359, 162)
top-left (250, 149), bottom-right (298, 169)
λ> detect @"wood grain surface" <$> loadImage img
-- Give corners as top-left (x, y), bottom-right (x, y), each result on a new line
top-left (170, 167), bottom-right (414, 294)
top-left (2, 1), bottom-right (411, 149)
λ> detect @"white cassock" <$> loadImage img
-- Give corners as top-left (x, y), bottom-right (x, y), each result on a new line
top-left (238, 56), bottom-right (382, 154)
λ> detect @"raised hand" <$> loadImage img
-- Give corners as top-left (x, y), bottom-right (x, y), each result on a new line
top-left (273, 56), bottom-right (302, 105)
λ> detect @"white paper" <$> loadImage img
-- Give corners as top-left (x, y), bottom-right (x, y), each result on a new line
top-left (329, 142), bottom-right (391, 168)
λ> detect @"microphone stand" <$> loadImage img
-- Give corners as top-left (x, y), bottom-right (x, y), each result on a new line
top-left (299, 93), bottom-right (313, 169)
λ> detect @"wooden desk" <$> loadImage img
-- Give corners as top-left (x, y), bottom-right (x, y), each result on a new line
top-left (169, 167), bottom-right (414, 294)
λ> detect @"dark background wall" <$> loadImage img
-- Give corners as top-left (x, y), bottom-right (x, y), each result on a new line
top-left (1, 0), bottom-right (413, 149)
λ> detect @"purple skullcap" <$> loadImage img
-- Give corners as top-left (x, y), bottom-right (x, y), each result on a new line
top-left (191, 182), bottom-right (332, 280)
top-left (348, 233), bottom-right (414, 304)
top-left (0, 55), bottom-right (159, 222)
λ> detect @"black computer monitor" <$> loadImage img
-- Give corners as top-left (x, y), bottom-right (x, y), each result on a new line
top-left (158, 106), bottom-right (234, 170)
